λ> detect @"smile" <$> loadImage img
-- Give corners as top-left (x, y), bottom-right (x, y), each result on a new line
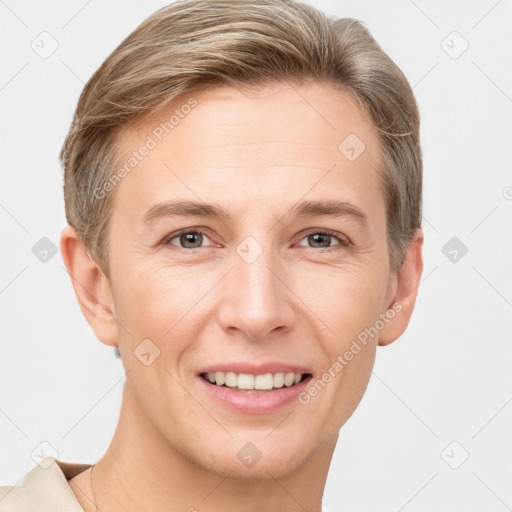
top-left (200, 371), bottom-right (310, 392)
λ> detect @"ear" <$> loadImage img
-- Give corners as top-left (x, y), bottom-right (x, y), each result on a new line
top-left (378, 228), bottom-right (424, 346)
top-left (60, 225), bottom-right (118, 348)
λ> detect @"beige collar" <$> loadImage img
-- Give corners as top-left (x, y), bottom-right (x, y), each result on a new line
top-left (0, 456), bottom-right (91, 511)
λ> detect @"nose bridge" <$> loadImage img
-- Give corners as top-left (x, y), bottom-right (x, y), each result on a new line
top-left (218, 234), bottom-right (295, 340)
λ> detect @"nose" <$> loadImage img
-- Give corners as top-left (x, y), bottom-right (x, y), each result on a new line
top-left (217, 239), bottom-right (297, 342)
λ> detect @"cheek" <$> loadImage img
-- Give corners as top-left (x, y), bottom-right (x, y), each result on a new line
top-left (113, 258), bottom-right (182, 324)
top-left (313, 265), bottom-right (385, 419)
top-left (112, 261), bottom-right (213, 363)
top-left (297, 262), bottom-right (388, 347)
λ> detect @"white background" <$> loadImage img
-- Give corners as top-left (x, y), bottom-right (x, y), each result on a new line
top-left (1, 1), bottom-right (511, 511)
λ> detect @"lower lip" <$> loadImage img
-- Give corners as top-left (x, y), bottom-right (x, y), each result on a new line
top-left (197, 375), bottom-right (312, 415)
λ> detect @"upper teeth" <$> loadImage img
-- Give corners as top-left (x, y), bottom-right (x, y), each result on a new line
top-left (204, 372), bottom-right (303, 390)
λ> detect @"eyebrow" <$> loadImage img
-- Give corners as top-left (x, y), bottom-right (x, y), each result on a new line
top-left (143, 200), bottom-right (229, 224)
top-left (142, 199), bottom-right (368, 225)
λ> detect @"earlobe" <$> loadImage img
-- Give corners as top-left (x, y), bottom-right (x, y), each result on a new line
top-left (60, 225), bottom-right (118, 347)
top-left (378, 229), bottom-right (424, 347)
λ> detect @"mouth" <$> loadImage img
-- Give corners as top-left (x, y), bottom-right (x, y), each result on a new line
top-left (199, 371), bottom-right (313, 393)
top-left (196, 363), bottom-right (314, 414)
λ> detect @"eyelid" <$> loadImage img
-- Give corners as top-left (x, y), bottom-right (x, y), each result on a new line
top-left (164, 227), bottom-right (215, 248)
top-left (163, 227), bottom-right (352, 251)
top-left (296, 228), bottom-right (352, 248)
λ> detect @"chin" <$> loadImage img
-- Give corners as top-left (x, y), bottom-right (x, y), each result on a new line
top-left (186, 430), bottom-right (315, 480)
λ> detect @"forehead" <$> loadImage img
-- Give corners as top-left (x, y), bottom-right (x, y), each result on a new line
top-left (111, 82), bottom-right (384, 221)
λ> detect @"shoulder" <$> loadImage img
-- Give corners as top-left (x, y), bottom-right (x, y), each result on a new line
top-left (0, 456), bottom-right (91, 512)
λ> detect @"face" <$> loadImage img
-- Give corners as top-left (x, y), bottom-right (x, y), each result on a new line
top-left (102, 82), bottom-right (399, 478)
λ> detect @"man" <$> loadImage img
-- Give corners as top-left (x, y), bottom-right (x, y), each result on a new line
top-left (0, 0), bottom-right (423, 510)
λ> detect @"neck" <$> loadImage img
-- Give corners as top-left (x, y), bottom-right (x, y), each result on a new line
top-left (84, 381), bottom-right (336, 512)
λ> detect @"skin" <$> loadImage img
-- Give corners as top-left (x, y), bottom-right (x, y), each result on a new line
top-left (61, 81), bottom-right (423, 512)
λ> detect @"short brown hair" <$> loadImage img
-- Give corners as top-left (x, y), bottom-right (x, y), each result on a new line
top-left (60, 0), bottom-right (422, 276)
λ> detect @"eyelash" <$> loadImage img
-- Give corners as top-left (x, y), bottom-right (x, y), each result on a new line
top-left (164, 228), bottom-right (352, 253)
top-left (299, 229), bottom-right (352, 252)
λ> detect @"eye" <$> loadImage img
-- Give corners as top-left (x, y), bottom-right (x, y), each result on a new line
top-left (163, 228), bottom-right (351, 252)
top-left (297, 230), bottom-right (351, 252)
top-left (165, 229), bottom-right (213, 249)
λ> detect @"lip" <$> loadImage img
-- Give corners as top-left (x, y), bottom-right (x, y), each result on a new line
top-left (197, 362), bottom-right (310, 375)
top-left (197, 372), bottom-right (313, 415)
